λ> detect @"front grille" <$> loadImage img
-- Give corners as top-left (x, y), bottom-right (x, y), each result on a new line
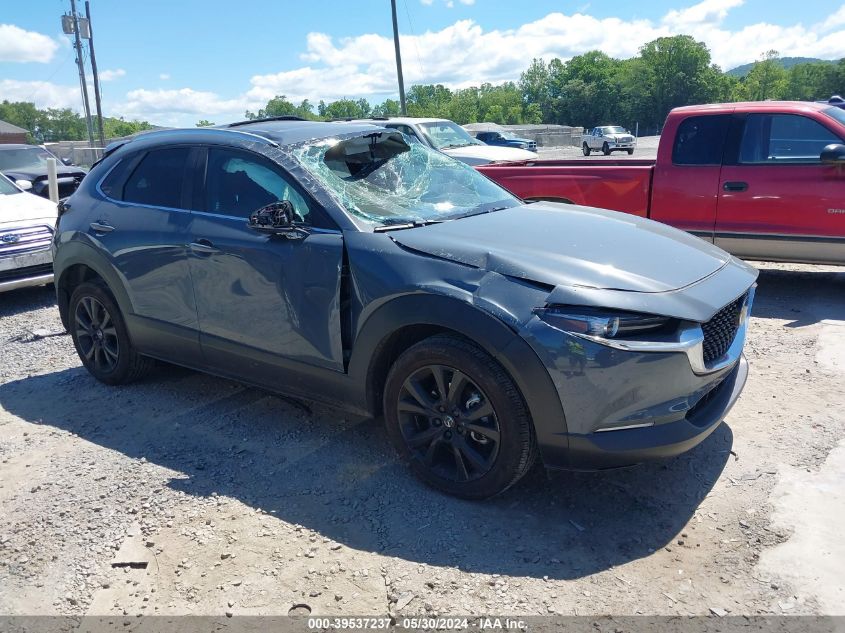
top-left (0, 225), bottom-right (54, 257)
top-left (702, 294), bottom-right (745, 364)
top-left (0, 262), bottom-right (52, 283)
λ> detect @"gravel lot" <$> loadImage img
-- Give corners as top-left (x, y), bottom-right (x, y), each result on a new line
top-left (0, 261), bottom-right (843, 617)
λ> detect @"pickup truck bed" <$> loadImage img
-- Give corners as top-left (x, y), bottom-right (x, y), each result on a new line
top-left (479, 159), bottom-right (655, 217)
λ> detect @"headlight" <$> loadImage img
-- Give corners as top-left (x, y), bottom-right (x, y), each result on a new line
top-left (534, 306), bottom-right (675, 339)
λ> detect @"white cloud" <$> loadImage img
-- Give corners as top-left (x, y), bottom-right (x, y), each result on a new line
top-left (0, 24), bottom-right (59, 63)
top-left (7, 0), bottom-right (845, 127)
top-left (99, 68), bottom-right (126, 82)
top-left (0, 79), bottom-right (79, 109)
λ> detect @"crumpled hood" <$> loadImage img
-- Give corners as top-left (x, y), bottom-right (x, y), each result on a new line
top-left (390, 202), bottom-right (732, 294)
top-left (0, 192), bottom-right (57, 228)
top-left (443, 144), bottom-right (538, 165)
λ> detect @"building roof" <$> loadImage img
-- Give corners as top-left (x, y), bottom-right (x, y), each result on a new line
top-left (0, 120), bottom-right (28, 135)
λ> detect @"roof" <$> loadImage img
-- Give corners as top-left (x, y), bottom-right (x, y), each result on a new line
top-left (115, 120), bottom-right (390, 151)
top-left (672, 101), bottom-right (831, 115)
top-left (0, 143), bottom-right (38, 150)
top-left (0, 120), bottom-right (28, 135)
top-left (347, 117), bottom-right (450, 125)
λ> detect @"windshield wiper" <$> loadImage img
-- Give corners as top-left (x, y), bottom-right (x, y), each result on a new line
top-left (440, 142), bottom-right (476, 150)
top-left (447, 206), bottom-right (511, 221)
top-left (374, 219), bottom-right (443, 233)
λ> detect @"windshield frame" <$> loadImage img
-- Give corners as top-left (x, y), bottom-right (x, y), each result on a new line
top-left (287, 129), bottom-right (521, 229)
top-left (823, 106), bottom-right (845, 130)
top-left (601, 126), bottom-right (627, 135)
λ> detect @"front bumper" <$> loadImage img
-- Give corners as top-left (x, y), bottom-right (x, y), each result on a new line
top-left (0, 248), bottom-right (54, 293)
top-left (547, 355), bottom-right (747, 469)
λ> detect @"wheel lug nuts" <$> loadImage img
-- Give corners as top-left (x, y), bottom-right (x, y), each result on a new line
top-left (433, 419), bottom-right (442, 426)
top-left (438, 406), bottom-right (445, 412)
top-left (444, 431), bottom-right (452, 439)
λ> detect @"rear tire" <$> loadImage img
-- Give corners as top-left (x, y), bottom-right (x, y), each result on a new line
top-left (69, 281), bottom-right (154, 385)
top-left (383, 334), bottom-right (536, 499)
top-left (582, 143), bottom-right (591, 156)
top-left (602, 142), bottom-right (610, 156)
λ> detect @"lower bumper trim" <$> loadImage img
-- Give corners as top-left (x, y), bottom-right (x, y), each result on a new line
top-left (0, 272), bottom-right (54, 293)
top-left (542, 355), bottom-right (748, 470)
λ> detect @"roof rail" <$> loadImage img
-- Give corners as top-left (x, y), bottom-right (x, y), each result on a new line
top-left (328, 116), bottom-right (390, 122)
top-left (226, 115), bottom-right (306, 128)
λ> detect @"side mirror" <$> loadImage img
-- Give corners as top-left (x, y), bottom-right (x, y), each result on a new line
top-left (820, 143), bottom-right (845, 165)
top-left (15, 179), bottom-right (33, 191)
top-left (248, 201), bottom-right (308, 240)
top-left (61, 157), bottom-right (73, 166)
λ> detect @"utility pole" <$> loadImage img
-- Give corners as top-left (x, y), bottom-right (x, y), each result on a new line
top-left (85, 1), bottom-right (106, 148)
top-left (390, 0), bottom-right (407, 115)
top-left (68, 0), bottom-right (94, 145)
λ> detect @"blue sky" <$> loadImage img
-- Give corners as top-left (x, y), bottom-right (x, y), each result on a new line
top-left (2, 0), bottom-right (845, 127)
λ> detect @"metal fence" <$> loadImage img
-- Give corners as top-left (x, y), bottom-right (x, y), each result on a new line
top-left (44, 142), bottom-right (104, 169)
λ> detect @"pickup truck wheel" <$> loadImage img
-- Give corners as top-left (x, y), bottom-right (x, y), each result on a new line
top-left (69, 281), bottom-right (154, 385)
top-left (602, 142), bottom-right (611, 156)
top-left (627, 149), bottom-right (634, 155)
top-left (582, 143), bottom-right (591, 156)
top-left (383, 334), bottom-right (536, 499)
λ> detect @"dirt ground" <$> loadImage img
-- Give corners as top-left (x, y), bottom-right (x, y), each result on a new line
top-left (0, 261), bottom-right (843, 617)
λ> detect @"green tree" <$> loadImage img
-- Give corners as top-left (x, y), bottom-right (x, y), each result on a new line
top-left (195, 119), bottom-right (215, 127)
top-left (373, 98), bottom-right (401, 117)
top-left (739, 51), bottom-right (788, 101)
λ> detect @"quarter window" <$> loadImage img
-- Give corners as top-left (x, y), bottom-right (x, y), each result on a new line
top-left (739, 114), bottom-right (842, 164)
top-left (672, 115), bottom-right (730, 165)
top-left (204, 148), bottom-right (312, 222)
top-left (123, 147), bottom-right (192, 208)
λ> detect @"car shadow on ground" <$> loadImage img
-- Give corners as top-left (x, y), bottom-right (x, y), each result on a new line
top-left (751, 266), bottom-right (845, 327)
top-left (0, 285), bottom-right (56, 320)
top-left (0, 362), bottom-right (731, 581)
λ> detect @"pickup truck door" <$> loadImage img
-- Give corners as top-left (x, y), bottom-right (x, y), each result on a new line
top-left (589, 129), bottom-right (601, 149)
top-left (715, 112), bottom-right (845, 264)
top-left (650, 114), bottom-right (731, 241)
top-left (186, 146), bottom-right (346, 382)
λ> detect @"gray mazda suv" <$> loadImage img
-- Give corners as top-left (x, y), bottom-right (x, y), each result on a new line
top-left (52, 117), bottom-right (757, 498)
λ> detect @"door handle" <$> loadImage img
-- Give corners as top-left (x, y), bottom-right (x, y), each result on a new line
top-left (189, 239), bottom-right (220, 255)
top-left (89, 221), bottom-right (115, 233)
top-left (723, 181), bottom-right (748, 192)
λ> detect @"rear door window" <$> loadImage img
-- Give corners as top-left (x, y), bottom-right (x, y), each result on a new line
top-left (123, 147), bottom-right (192, 208)
top-left (673, 115), bottom-right (730, 165)
top-left (739, 114), bottom-right (842, 164)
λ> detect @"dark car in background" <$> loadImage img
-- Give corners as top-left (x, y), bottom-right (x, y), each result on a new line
top-left (52, 118), bottom-right (757, 498)
top-left (0, 144), bottom-right (87, 199)
top-left (475, 130), bottom-right (538, 151)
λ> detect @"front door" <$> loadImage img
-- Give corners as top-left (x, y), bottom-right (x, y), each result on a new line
top-left (186, 146), bottom-right (346, 383)
top-left (715, 112), bottom-right (845, 263)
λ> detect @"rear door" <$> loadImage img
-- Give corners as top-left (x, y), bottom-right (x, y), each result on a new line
top-left (650, 114), bottom-right (731, 241)
top-left (186, 146), bottom-right (346, 381)
top-left (715, 112), bottom-right (845, 263)
top-left (93, 145), bottom-right (202, 363)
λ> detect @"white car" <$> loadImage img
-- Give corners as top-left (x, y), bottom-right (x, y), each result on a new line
top-left (0, 173), bottom-right (58, 293)
top-left (583, 125), bottom-right (637, 156)
top-left (347, 117), bottom-right (538, 165)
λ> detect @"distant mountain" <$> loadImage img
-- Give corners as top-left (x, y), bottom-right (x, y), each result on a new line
top-left (726, 57), bottom-right (835, 77)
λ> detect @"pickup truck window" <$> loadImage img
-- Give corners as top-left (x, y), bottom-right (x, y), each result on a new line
top-left (739, 114), bottom-right (842, 164)
top-left (672, 115), bottom-right (730, 166)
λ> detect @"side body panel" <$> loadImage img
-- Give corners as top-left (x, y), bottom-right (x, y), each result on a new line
top-left (477, 160), bottom-right (653, 215)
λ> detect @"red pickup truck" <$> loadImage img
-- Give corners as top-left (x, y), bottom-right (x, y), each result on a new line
top-left (478, 101), bottom-right (845, 265)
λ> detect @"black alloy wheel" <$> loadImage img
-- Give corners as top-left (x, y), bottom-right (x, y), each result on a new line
top-left (397, 364), bottom-right (501, 483)
top-left (74, 295), bottom-right (120, 374)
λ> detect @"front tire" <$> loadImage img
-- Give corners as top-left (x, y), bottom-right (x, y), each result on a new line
top-left (627, 149), bottom-right (634, 155)
top-left (69, 281), bottom-right (154, 385)
top-left (582, 143), bottom-right (591, 156)
top-left (602, 142), bottom-right (611, 156)
top-left (383, 334), bottom-right (536, 499)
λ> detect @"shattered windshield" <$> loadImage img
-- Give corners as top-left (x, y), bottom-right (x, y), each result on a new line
top-left (418, 121), bottom-right (483, 150)
top-left (292, 131), bottom-right (520, 226)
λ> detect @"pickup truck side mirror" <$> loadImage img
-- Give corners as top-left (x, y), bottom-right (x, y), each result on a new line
top-left (61, 157), bottom-right (73, 166)
top-left (15, 179), bottom-right (33, 191)
top-left (248, 201), bottom-right (308, 240)
top-left (820, 143), bottom-right (845, 165)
